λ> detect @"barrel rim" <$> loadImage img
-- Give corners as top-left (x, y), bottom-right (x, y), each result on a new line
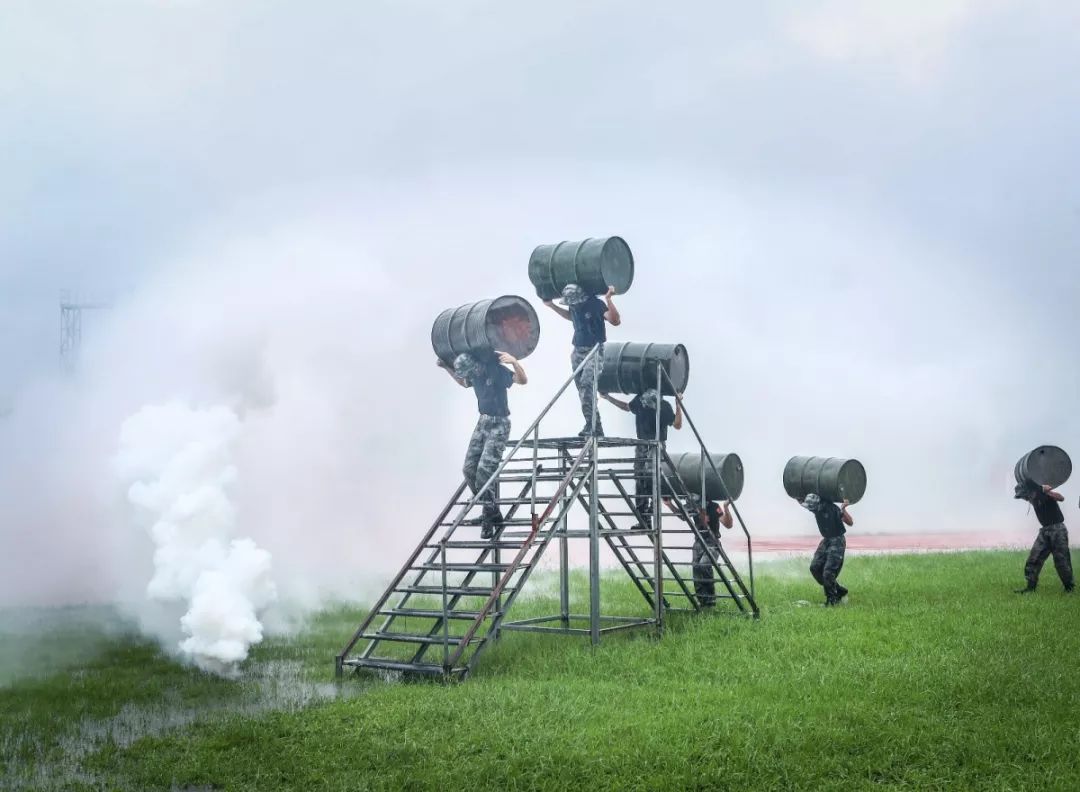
top-left (486, 294), bottom-right (541, 359)
top-left (599, 235), bottom-right (635, 295)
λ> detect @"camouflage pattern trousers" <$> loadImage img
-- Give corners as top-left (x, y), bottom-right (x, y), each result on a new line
top-left (810, 535), bottom-right (847, 604)
top-left (462, 415), bottom-right (511, 522)
top-left (633, 444), bottom-right (657, 514)
top-left (692, 528), bottom-right (721, 607)
top-left (571, 344), bottom-right (604, 433)
top-left (1024, 522), bottom-right (1074, 589)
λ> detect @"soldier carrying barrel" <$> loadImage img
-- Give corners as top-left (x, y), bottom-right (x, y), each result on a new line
top-left (543, 284), bottom-right (621, 437)
top-left (1012, 445), bottom-right (1074, 594)
top-left (438, 352), bottom-right (528, 539)
top-left (602, 388), bottom-right (683, 521)
top-left (784, 456), bottom-right (866, 607)
top-left (1013, 480), bottom-right (1073, 594)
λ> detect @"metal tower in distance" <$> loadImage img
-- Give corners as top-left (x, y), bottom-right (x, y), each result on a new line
top-left (59, 291), bottom-right (109, 374)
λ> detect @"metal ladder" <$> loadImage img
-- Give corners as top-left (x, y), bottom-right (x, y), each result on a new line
top-left (336, 346), bottom-right (759, 680)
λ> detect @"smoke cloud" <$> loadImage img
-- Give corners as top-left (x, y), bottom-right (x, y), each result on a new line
top-left (114, 401), bottom-right (275, 670)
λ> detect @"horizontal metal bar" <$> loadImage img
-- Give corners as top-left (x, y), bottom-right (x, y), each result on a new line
top-left (416, 563), bottom-right (516, 573)
top-left (394, 585), bottom-right (510, 597)
top-left (379, 608), bottom-right (485, 620)
top-left (341, 659), bottom-right (463, 675)
top-left (426, 541), bottom-right (524, 550)
top-left (362, 631), bottom-right (483, 645)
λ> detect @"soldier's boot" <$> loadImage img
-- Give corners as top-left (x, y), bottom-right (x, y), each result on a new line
top-left (578, 423), bottom-right (605, 438)
top-left (1014, 584), bottom-right (1037, 594)
top-left (1065, 584), bottom-right (1075, 593)
top-left (633, 502), bottom-right (652, 530)
top-left (837, 585), bottom-right (849, 599)
top-left (481, 509), bottom-right (504, 540)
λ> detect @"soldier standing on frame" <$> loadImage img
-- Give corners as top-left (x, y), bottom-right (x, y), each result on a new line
top-left (602, 388), bottom-right (683, 521)
top-left (798, 494), bottom-right (854, 606)
top-left (1014, 480), bottom-right (1074, 594)
top-left (542, 283), bottom-right (621, 437)
top-left (438, 351), bottom-right (528, 539)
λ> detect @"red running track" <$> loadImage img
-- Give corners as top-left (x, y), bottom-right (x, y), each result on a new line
top-left (753, 531), bottom-right (1035, 553)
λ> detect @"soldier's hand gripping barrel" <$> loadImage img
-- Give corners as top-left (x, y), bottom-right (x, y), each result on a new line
top-left (431, 296), bottom-right (541, 365)
top-left (783, 456), bottom-right (867, 504)
top-left (662, 452), bottom-right (745, 502)
top-left (528, 237), bottom-right (635, 300)
top-left (1014, 445), bottom-right (1072, 488)
top-left (598, 342), bottom-right (690, 396)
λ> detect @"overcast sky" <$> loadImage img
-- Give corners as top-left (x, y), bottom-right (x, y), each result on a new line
top-left (2, 1), bottom-right (1080, 604)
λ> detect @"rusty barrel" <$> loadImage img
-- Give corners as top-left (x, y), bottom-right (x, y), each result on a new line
top-left (598, 341), bottom-right (689, 396)
top-left (431, 296), bottom-right (540, 365)
top-left (528, 237), bottom-right (634, 301)
top-left (783, 456), bottom-right (867, 504)
top-left (1014, 445), bottom-right (1072, 489)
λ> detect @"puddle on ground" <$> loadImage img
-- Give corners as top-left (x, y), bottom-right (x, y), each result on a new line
top-left (1, 660), bottom-right (365, 792)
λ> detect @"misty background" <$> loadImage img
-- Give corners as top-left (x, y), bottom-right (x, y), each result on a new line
top-left (3, 1), bottom-right (1080, 613)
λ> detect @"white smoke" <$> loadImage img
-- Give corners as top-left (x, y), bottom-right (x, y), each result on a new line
top-left (113, 401), bottom-right (275, 672)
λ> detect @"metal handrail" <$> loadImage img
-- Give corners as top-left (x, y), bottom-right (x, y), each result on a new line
top-left (658, 364), bottom-right (755, 601)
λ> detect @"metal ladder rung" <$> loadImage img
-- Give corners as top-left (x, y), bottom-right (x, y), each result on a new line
top-left (342, 658), bottom-right (462, 675)
top-left (362, 631), bottom-right (485, 645)
top-left (427, 541), bottom-right (525, 550)
top-left (394, 585), bottom-right (514, 597)
top-left (379, 608), bottom-right (486, 620)
top-left (415, 562), bottom-right (519, 573)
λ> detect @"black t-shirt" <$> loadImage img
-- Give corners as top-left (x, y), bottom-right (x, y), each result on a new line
top-left (471, 361), bottom-right (514, 417)
top-left (629, 396), bottom-right (676, 441)
top-left (570, 296), bottom-right (607, 348)
top-left (705, 501), bottom-right (723, 533)
top-left (813, 501), bottom-right (847, 539)
top-left (1032, 492), bottom-right (1065, 527)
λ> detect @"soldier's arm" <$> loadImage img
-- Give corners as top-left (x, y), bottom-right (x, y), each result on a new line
top-left (497, 352), bottom-right (527, 385)
top-left (601, 394), bottom-right (631, 412)
top-left (543, 300), bottom-right (572, 321)
top-left (672, 394), bottom-right (684, 430)
top-left (719, 501), bottom-right (734, 530)
top-left (603, 286), bottom-right (622, 326)
top-left (1043, 485), bottom-right (1065, 502)
top-left (840, 500), bottom-right (854, 526)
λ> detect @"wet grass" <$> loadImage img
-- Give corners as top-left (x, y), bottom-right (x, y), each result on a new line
top-left (3, 551), bottom-right (1080, 790)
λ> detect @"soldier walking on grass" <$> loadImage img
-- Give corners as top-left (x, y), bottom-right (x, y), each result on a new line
top-left (1014, 480), bottom-right (1074, 594)
top-left (438, 351), bottom-right (527, 539)
top-left (543, 283), bottom-right (621, 437)
top-left (798, 494), bottom-right (854, 606)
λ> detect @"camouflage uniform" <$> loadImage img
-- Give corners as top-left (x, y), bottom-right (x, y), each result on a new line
top-left (633, 444), bottom-right (654, 516)
top-left (571, 343), bottom-right (604, 434)
top-left (692, 520), bottom-right (721, 607)
top-left (462, 415), bottom-right (511, 524)
top-left (1024, 523), bottom-right (1074, 590)
top-left (809, 535), bottom-right (847, 605)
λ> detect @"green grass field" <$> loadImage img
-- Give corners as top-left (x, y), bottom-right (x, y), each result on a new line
top-left (3, 551), bottom-right (1079, 791)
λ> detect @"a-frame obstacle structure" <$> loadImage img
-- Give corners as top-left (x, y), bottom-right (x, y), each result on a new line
top-left (336, 347), bottom-right (758, 680)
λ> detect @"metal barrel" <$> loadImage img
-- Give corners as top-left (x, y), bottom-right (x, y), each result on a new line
top-left (597, 341), bottom-right (690, 396)
top-left (528, 237), bottom-right (634, 301)
top-left (1014, 445), bottom-right (1072, 488)
top-left (431, 295), bottom-right (540, 365)
top-left (663, 452), bottom-right (744, 502)
top-left (783, 455), bottom-right (867, 504)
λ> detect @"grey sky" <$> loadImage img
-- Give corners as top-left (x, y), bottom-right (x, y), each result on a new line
top-left (2, 1), bottom-right (1080, 604)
